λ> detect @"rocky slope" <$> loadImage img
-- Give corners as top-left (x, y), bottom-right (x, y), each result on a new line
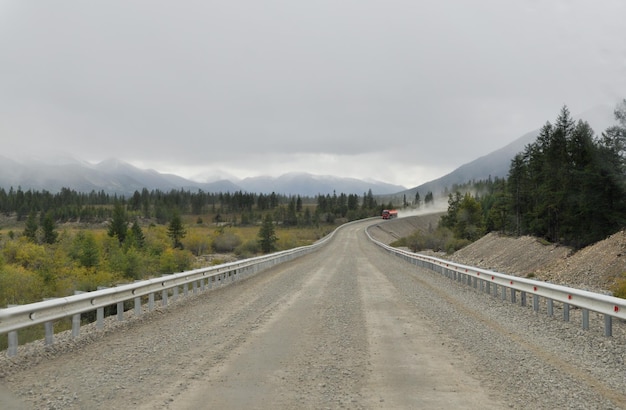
top-left (448, 231), bottom-right (626, 295)
top-left (376, 215), bottom-right (626, 295)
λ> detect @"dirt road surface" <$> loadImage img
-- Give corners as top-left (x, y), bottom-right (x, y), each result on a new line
top-left (3, 218), bottom-right (625, 409)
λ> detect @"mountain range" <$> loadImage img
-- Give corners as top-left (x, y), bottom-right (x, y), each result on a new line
top-left (1, 105), bottom-right (617, 198)
top-left (0, 156), bottom-right (405, 197)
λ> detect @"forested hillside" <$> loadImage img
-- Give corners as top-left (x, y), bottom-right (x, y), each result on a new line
top-left (397, 100), bottom-right (626, 256)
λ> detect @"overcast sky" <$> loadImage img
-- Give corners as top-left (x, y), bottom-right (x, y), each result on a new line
top-left (1, 1), bottom-right (625, 188)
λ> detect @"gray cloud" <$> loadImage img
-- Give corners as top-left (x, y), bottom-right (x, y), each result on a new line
top-left (1, 1), bottom-right (625, 188)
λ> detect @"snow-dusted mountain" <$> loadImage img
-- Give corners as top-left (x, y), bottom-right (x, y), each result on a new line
top-left (0, 157), bottom-right (404, 196)
top-left (238, 173), bottom-right (404, 196)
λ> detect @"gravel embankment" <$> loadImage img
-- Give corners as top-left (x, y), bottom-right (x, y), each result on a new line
top-left (1, 218), bottom-right (625, 409)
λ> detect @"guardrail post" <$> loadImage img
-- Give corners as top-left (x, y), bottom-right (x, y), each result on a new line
top-left (161, 275), bottom-right (169, 306)
top-left (43, 298), bottom-right (55, 345)
top-left (511, 289), bottom-right (516, 304)
top-left (97, 307), bottom-right (104, 329)
top-left (162, 289), bottom-right (168, 306)
top-left (521, 291), bottom-right (527, 307)
top-left (173, 285), bottom-right (179, 301)
top-left (7, 304), bottom-right (18, 357)
top-left (73, 291), bottom-right (85, 337)
top-left (605, 315), bottom-right (613, 337)
top-left (501, 286), bottom-right (507, 301)
top-left (547, 299), bottom-right (554, 316)
top-left (486, 281), bottom-right (491, 295)
top-left (582, 309), bottom-right (589, 330)
top-left (148, 293), bottom-right (155, 311)
top-left (134, 296), bottom-right (141, 316)
top-left (7, 330), bottom-right (18, 357)
top-left (533, 294), bottom-right (539, 312)
top-left (44, 322), bottom-right (54, 346)
top-left (116, 301), bottom-right (124, 321)
top-left (96, 287), bottom-right (107, 329)
top-left (192, 281), bottom-right (197, 294)
top-left (563, 303), bottom-right (570, 322)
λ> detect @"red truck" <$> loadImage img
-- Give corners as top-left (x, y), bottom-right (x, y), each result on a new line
top-left (381, 209), bottom-right (398, 219)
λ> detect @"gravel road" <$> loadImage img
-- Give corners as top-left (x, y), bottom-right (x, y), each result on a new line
top-left (2, 218), bottom-right (626, 409)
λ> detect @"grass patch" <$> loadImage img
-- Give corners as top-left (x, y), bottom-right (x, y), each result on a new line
top-left (610, 274), bottom-right (626, 299)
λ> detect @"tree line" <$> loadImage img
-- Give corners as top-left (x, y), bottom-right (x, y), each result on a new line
top-left (0, 186), bottom-right (387, 227)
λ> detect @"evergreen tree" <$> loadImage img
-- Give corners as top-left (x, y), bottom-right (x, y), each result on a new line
top-left (363, 189), bottom-right (376, 210)
top-left (24, 211), bottom-right (39, 242)
top-left (41, 212), bottom-right (58, 244)
top-left (424, 191), bottom-right (434, 206)
top-left (484, 181), bottom-right (509, 233)
top-left (454, 194), bottom-right (484, 241)
top-left (296, 195), bottom-right (303, 212)
top-left (507, 153), bottom-right (527, 236)
top-left (128, 219), bottom-right (145, 248)
top-left (258, 214), bottom-right (277, 253)
top-left (440, 192), bottom-right (462, 229)
top-left (108, 202), bottom-right (128, 244)
top-left (303, 207), bottom-right (312, 226)
top-left (347, 194), bottom-right (359, 211)
top-left (285, 197), bottom-right (298, 226)
top-left (72, 231), bottom-right (100, 268)
top-left (167, 212), bottom-right (186, 249)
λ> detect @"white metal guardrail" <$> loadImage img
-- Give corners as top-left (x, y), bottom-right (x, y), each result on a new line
top-left (366, 225), bottom-right (626, 337)
top-left (0, 226), bottom-right (338, 356)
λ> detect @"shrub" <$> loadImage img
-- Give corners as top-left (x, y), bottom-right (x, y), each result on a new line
top-left (159, 248), bottom-right (193, 273)
top-left (212, 232), bottom-right (242, 253)
top-left (0, 264), bottom-right (45, 306)
top-left (183, 232), bottom-right (211, 256)
top-left (611, 275), bottom-right (626, 299)
top-left (444, 237), bottom-right (471, 254)
top-left (235, 239), bottom-right (260, 258)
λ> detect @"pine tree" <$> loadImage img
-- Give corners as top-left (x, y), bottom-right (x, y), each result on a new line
top-left (41, 212), bottom-right (58, 244)
top-left (108, 202), bottom-right (128, 244)
top-left (258, 214), bottom-right (277, 253)
top-left (128, 219), bottom-right (145, 248)
top-left (24, 211), bottom-right (39, 242)
top-left (296, 195), bottom-right (303, 212)
top-left (167, 212), bottom-right (186, 249)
